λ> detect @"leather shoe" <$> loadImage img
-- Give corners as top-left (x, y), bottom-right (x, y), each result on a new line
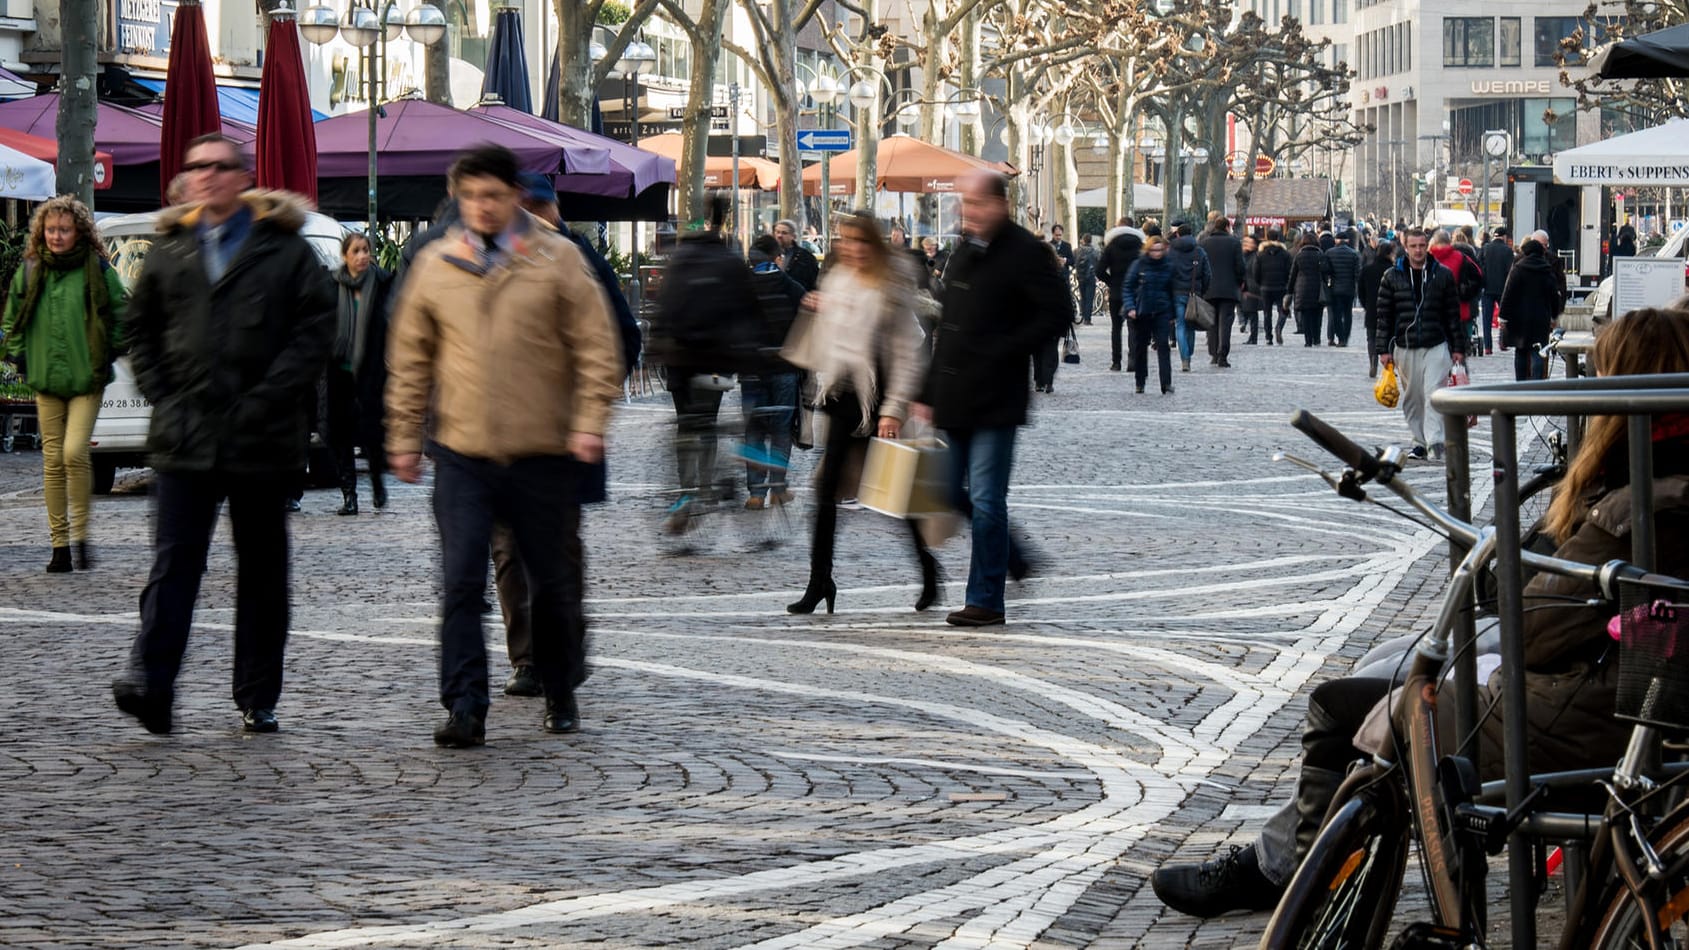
top-left (946, 606), bottom-right (1006, 627)
top-left (544, 694), bottom-right (580, 734)
top-left (1151, 844), bottom-right (1284, 918)
top-left (241, 708), bottom-right (279, 733)
top-left (113, 679), bottom-right (173, 735)
top-left (503, 665), bottom-right (543, 697)
top-left (433, 711), bottom-right (486, 748)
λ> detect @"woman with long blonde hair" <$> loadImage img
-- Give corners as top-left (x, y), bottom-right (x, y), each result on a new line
top-left (783, 211), bottom-right (936, 614)
top-left (2, 196), bottom-right (127, 572)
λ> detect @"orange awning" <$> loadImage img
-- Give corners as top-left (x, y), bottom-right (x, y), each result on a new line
top-left (643, 132), bottom-right (780, 190)
top-left (800, 134), bottom-right (1014, 196)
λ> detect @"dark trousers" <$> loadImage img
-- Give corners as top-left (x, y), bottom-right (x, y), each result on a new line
top-left (809, 396), bottom-right (926, 581)
top-left (326, 367), bottom-right (385, 496)
top-left (492, 508), bottom-right (585, 675)
top-left (1241, 296), bottom-right (1262, 342)
top-left (433, 446), bottom-right (583, 717)
top-left (668, 372), bottom-right (724, 497)
top-left (130, 470), bottom-right (291, 709)
top-left (1327, 297), bottom-right (1354, 346)
top-left (1299, 307), bottom-right (1324, 346)
top-left (1264, 290), bottom-right (1291, 341)
top-left (1110, 301), bottom-right (1129, 368)
top-left (1078, 276), bottom-right (1096, 324)
top-left (1205, 299), bottom-right (1237, 362)
top-left (1515, 343), bottom-right (1548, 381)
top-left (1479, 294), bottom-right (1499, 352)
top-left (1130, 311), bottom-right (1174, 392)
top-left (1033, 337), bottom-right (1060, 389)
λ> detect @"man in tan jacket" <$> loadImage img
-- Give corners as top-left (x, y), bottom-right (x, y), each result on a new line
top-left (386, 145), bottom-right (623, 748)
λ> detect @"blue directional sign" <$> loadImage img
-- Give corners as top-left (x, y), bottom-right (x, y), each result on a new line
top-left (797, 129), bottom-right (853, 152)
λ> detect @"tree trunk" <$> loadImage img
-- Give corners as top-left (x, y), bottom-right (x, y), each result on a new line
top-left (1053, 138), bottom-right (1074, 238)
top-left (768, 0), bottom-right (800, 225)
top-left (57, 0), bottom-right (99, 205)
top-left (916, 6), bottom-right (943, 144)
top-left (1164, 111), bottom-right (1184, 226)
top-left (425, 6), bottom-right (452, 108)
top-left (554, 0), bottom-right (595, 127)
top-left (957, 11), bottom-right (979, 155)
top-left (677, 0), bottom-right (728, 225)
top-left (1105, 127), bottom-right (1123, 224)
top-left (852, 0), bottom-right (882, 210)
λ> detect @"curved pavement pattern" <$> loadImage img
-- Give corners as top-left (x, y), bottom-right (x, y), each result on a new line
top-left (0, 326), bottom-right (1522, 948)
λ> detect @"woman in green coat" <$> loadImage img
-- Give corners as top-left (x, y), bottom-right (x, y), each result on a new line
top-left (1, 196), bottom-right (127, 572)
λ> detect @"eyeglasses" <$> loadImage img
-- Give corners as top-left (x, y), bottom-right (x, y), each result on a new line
top-left (183, 160), bottom-right (245, 174)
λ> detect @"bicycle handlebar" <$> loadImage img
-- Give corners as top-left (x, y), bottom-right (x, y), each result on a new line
top-left (1291, 410), bottom-right (1382, 482)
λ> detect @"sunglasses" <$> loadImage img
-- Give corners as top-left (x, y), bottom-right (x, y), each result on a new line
top-left (183, 160), bottom-right (245, 173)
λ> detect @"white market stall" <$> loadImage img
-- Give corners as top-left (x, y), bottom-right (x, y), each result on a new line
top-left (1542, 119), bottom-right (1689, 283)
top-left (0, 142), bottom-right (55, 201)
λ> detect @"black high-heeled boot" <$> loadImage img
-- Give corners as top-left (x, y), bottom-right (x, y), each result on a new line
top-left (370, 473), bottom-right (388, 510)
top-left (915, 552), bottom-right (943, 612)
top-left (787, 578), bottom-right (836, 614)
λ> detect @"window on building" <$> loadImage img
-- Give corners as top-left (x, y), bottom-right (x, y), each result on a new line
top-left (1521, 97), bottom-right (1577, 155)
top-left (1404, 22), bottom-right (1412, 70)
top-left (1308, 0), bottom-right (1322, 25)
top-left (1535, 15), bottom-right (1583, 66)
top-left (1335, 42), bottom-right (1349, 71)
top-left (1286, 0), bottom-right (1299, 21)
top-left (1333, 0), bottom-right (1347, 24)
top-left (1499, 17), bottom-right (1521, 66)
top-left (1443, 17), bottom-right (1495, 67)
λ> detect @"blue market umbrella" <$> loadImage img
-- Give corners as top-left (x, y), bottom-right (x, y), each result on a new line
top-left (482, 7), bottom-right (533, 114)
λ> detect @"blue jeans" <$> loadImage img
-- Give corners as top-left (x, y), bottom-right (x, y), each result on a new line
top-left (1478, 294), bottom-right (1498, 352)
top-left (1173, 293), bottom-right (1195, 362)
top-left (942, 425), bottom-right (1022, 614)
top-left (740, 373), bottom-right (796, 491)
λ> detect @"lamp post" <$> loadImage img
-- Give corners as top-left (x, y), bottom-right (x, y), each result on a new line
top-left (603, 37), bottom-right (655, 309)
top-left (301, 0), bottom-right (445, 229)
top-left (795, 62), bottom-right (839, 245)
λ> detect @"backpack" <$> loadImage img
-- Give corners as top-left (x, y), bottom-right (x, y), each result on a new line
top-left (650, 236), bottom-right (760, 372)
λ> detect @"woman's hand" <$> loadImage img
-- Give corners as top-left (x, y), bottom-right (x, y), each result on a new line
top-left (801, 292), bottom-right (823, 312)
top-left (876, 416), bottom-right (901, 439)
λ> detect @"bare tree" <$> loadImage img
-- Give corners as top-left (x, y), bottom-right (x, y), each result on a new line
top-left (1557, 0), bottom-right (1689, 125)
top-left (723, 0), bottom-right (831, 224)
top-left (552, 0), bottom-right (661, 128)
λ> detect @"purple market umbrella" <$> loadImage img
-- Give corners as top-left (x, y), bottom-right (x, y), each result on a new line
top-left (0, 96), bottom-right (173, 165)
top-left (469, 102), bottom-right (674, 195)
top-left (299, 98), bottom-right (564, 177)
top-left (481, 7), bottom-right (533, 114)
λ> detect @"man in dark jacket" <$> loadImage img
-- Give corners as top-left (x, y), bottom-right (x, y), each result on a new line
top-left (917, 170), bottom-right (1070, 627)
top-left (1197, 217), bottom-right (1244, 368)
top-left (1478, 226), bottom-right (1514, 355)
top-left (741, 234), bottom-right (804, 503)
top-left (774, 218), bottom-right (819, 291)
top-left (1167, 223), bottom-right (1211, 371)
top-left (1097, 219), bottom-right (1145, 371)
top-left (1376, 228), bottom-right (1466, 461)
top-left (113, 134), bottom-right (336, 736)
top-left (1499, 238), bottom-right (1563, 381)
top-left (1248, 230), bottom-right (1293, 345)
top-left (1324, 232), bottom-right (1362, 347)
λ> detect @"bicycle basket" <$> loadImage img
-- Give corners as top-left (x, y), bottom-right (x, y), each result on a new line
top-left (1615, 576), bottom-right (1689, 731)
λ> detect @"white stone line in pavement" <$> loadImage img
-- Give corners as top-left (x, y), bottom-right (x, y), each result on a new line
top-left (764, 752), bottom-right (1094, 781)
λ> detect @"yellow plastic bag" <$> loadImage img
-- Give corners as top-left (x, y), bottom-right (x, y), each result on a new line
top-left (1374, 362), bottom-right (1400, 409)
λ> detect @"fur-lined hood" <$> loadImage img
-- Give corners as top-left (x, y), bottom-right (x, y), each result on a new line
top-left (158, 189), bottom-right (312, 234)
top-left (1256, 239), bottom-right (1286, 252)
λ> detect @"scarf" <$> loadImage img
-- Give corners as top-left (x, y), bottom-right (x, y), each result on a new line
top-left (811, 267), bottom-right (886, 436)
top-left (333, 265), bottom-right (378, 369)
top-left (15, 244), bottom-right (115, 384)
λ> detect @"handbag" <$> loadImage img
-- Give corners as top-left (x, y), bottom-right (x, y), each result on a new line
top-left (1061, 326), bottom-right (1081, 364)
top-left (1185, 294), bottom-right (1218, 333)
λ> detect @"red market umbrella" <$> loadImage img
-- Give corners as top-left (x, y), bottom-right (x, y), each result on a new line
top-left (159, 0), bottom-right (221, 202)
top-left (256, 9), bottom-right (317, 202)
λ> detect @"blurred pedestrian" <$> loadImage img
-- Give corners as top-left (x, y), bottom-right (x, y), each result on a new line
top-left (1240, 234), bottom-right (1263, 344)
top-left (326, 232), bottom-right (393, 515)
top-left (774, 218), bottom-right (820, 291)
top-left (781, 211), bottom-right (933, 615)
top-left (1429, 229), bottom-right (1485, 352)
top-left (112, 134), bottom-right (336, 735)
top-left (386, 144), bottom-right (624, 747)
top-left (1249, 229), bottom-right (1293, 345)
top-left (1197, 217), bottom-right (1243, 368)
top-left (742, 233), bottom-right (803, 509)
top-left (1478, 226), bottom-right (1514, 356)
top-left (1498, 238), bottom-right (1563, 381)
top-left (1122, 236), bottom-right (1177, 394)
top-left (1075, 234), bottom-right (1098, 325)
top-left (1, 195), bottom-right (127, 572)
top-left (916, 171), bottom-right (1070, 626)
top-left (1287, 231), bottom-right (1331, 347)
top-left (1167, 223), bottom-right (1211, 371)
top-left (1050, 224), bottom-right (1075, 278)
top-left (1033, 240), bottom-right (1067, 394)
top-left (1359, 241), bottom-right (1395, 378)
top-left (1324, 231), bottom-right (1361, 347)
top-left (1376, 228), bottom-right (1465, 461)
top-left (921, 236), bottom-right (948, 284)
top-left (1098, 216), bottom-right (1146, 372)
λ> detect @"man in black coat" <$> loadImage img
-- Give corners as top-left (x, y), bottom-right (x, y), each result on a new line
top-left (774, 219), bottom-right (819, 291)
top-left (1375, 228), bottom-right (1466, 461)
top-left (1097, 218), bottom-right (1145, 371)
top-left (1498, 238), bottom-right (1563, 381)
top-left (917, 171), bottom-right (1071, 627)
top-left (113, 134), bottom-right (337, 735)
top-left (1324, 232), bottom-right (1362, 347)
top-left (1248, 230), bottom-right (1293, 345)
top-left (1478, 226), bottom-right (1514, 355)
top-left (1197, 217), bottom-right (1245, 368)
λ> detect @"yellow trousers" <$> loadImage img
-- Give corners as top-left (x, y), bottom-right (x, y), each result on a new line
top-left (36, 390), bottom-right (103, 548)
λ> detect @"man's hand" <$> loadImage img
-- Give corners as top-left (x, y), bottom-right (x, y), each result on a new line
top-left (568, 432), bottom-right (605, 465)
top-left (1127, 309), bottom-right (1137, 319)
top-left (910, 402), bottom-right (933, 423)
top-left (876, 416), bottom-right (901, 439)
top-left (1451, 352), bottom-right (1466, 365)
top-left (390, 452), bottom-right (423, 484)
top-left (1380, 353), bottom-right (1394, 368)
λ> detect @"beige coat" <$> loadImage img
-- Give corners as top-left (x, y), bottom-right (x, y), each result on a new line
top-left (385, 217), bottom-right (624, 463)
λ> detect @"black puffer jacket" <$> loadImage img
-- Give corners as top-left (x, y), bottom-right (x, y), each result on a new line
top-left (924, 224), bottom-right (1072, 429)
top-left (1249, 240), bottom-right (1292, 293)
top-left (1481, 239), bottom-right (1515, 296)
top-left (1373, 255), bottom-right (1465, 357)
top-left (127, 191), bottom-right (336, 475)
top-left (1097, 230), bottom-right (1144, 299)
top-left (1287, 244), bottom-right (1330, 311)
top-left (1325, 243), bottom-right (1362, 298)
top-left (1498, 250), bottom-right (1563, 348)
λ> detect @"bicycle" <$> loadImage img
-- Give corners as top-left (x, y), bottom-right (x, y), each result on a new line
top-left (1261, 409), bottom-right (1689, 950)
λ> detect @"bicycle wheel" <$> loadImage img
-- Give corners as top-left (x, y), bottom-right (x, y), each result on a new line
top-left (1586, 805), bottom-right (1689, 948)
top-left (1258, 780), bottom-right (1411, 950)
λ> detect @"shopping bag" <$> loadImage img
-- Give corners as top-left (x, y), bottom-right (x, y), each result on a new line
top-left (1185, 295), bottom-right (1218, 333)
top-left (1374, 362), bottom-right (1399, 409)
top-left (858, 436), bottom-right (951, 519)
top-left (1062, 326), bottom-right (1081, 364)
top-left (1447, 363), bottom-right (1478, 429)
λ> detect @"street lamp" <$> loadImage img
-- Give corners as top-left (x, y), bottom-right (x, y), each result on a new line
top-left (301, 0), bottom-right (445, 229)
top-left (597, 37), bottom-right (655, 309)
top-left (795, 62), bottom-right (841, 243)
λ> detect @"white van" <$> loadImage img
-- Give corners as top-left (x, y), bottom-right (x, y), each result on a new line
top-left (92, 210), bottom-right (348, 493)
top-left (1423, 207), bottom-right (1481, 234)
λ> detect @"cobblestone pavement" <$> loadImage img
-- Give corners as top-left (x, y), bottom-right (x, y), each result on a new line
top-left (0, 325), bottom-right (1542, 948)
